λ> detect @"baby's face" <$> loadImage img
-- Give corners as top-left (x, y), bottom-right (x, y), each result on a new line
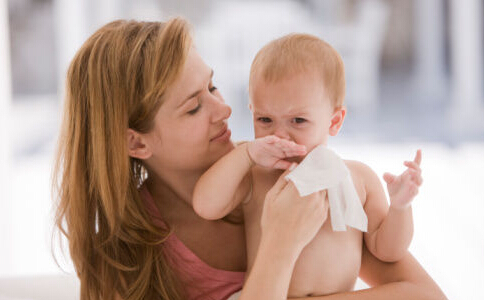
top-left (250, 72), bottom-right (342, 158)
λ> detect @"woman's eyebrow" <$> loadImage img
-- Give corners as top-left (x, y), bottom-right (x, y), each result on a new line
top-left (177, 69), bottom-right (214, 108)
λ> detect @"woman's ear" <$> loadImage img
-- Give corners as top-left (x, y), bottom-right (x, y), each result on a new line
top-left (127, 128), bottom-right (152, 159)
top-left (329, 106), bottom-right (346, 136)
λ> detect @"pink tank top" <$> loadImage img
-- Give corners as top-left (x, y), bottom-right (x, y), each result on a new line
top-left (140, 185), bottom-right (245, 300)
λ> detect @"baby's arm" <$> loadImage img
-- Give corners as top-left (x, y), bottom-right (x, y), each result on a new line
top-left (363, 150), bottom-right (423, 262)
top-left (193, 136), bottom-right (306, 220)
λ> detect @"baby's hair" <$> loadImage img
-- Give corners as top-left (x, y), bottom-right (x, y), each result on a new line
top-left (249, 33), bottom-right (345, 108)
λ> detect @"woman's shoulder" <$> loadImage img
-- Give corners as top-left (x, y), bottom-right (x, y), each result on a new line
top-left (233, 140), bottom-right (248, 146)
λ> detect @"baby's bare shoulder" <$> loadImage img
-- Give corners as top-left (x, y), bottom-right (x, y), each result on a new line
top-left (344, 159), bottom-right (376, 178)
top-left (344, 160), bottom-right (380, 200)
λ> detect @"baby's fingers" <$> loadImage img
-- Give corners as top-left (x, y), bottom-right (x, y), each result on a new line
top-left (276, 139), bottom-right (307, 157)
top-left (404, 169), bottom-right (423, 186)
top-left (404, 160), bottom-right (422, 175)
top-left (413, 149), bottom-right (422, 165)
top-left (409, 169), bottom-right (423, 186)
top-left (408, 182), bottom-right (419, 197)
top-left (383, 172), bottom-right (396, 184)
top-left (263, 135), bottom-right (280, 144)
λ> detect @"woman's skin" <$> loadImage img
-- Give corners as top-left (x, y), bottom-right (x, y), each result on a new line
top-left (128, 47), bottom-right (447, 300)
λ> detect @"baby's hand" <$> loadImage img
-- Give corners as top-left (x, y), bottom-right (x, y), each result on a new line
top-left (247, 135), bottom-right (307, 169)
top-left (383, 150), bottom-right (423, 210)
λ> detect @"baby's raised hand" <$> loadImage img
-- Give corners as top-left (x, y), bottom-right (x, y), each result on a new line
top-left (247, 135), bottom-right (307, 169)
top-left (383, 150), bottom-right (423, 209)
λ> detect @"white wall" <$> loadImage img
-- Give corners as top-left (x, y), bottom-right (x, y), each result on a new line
top-left (0, 0), bottom-right (12, 275)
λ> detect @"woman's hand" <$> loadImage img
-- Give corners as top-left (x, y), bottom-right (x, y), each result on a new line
top-left (239, 165), bottom-right (329, 300)
top-left (260, 165), bottom-right (329, 256)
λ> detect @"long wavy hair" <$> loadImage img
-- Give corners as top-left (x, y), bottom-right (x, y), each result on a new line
top-left (52, 18), bottom-right (192, 300)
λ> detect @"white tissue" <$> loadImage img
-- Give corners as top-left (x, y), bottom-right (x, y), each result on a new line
top-left (285, 144), bottom-right (368, 232)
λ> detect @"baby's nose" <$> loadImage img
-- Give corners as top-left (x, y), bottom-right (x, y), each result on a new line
top-left (273, 126), bottom-right (290, 140)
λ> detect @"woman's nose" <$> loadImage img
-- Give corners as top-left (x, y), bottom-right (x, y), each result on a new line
top-left (211, 98), bottom-right (232, 123)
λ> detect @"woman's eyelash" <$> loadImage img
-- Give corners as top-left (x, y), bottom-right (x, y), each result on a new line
top-left (187, 85), bottom-right (215, 115)
top-left (188, 104), bottom-right (201, 115)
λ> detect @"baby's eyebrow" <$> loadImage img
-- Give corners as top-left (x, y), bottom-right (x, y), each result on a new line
top-left (253, 110), bottom-right (272, 117)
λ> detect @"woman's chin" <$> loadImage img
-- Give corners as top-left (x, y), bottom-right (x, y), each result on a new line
top-left (208, 140), bottom-right (234, 162)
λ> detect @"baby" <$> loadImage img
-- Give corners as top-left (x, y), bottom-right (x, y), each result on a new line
top-left (193, 34), bottom-right (422, 297)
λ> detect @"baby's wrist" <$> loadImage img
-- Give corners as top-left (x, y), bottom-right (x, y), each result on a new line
top-left (244, 142), bottom-right (256, 167)
top-left (389, 200), bottom-right (412, 211)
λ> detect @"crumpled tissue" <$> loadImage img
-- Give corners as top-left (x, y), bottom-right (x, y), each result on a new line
top-left (285, 144), bottom-right (368, 232)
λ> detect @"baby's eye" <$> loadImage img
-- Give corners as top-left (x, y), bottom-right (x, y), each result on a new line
top-left (258, 117), bottom-right (272, 123)
top-left (292, 117), bottom-right (307, 124)
top-left (209, 85), bottom-right (217, 93)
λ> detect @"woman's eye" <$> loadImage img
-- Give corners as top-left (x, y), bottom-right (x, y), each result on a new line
top-left (293, 117), bottom-right (307, 124)
top-left (188, 104), bottom-right (201, 115)
top-left (258, 117), bottom-right (272, 123)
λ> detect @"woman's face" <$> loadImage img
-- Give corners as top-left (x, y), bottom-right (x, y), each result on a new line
top-left (146, 48), bottom-right (233, 173)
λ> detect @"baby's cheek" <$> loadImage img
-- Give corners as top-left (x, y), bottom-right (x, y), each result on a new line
top-left (253, 126), bottom-right (271, 139)
top-left (295, 135), bottom-right (319, 150)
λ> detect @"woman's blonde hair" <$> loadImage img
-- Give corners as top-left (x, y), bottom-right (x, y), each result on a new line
top-left (53, 18), bottom-right (192, 300)
top-left (249, 33), bottom-right (346, 108)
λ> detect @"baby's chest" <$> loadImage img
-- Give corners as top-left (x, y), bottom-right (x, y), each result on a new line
top-left (246, 168), bottom-right (365, 297)
top-left (289, 219), bottom-right (363, 297)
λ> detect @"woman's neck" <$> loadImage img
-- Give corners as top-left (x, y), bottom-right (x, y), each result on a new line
top-left (145, 168), bottom-right (204, 221)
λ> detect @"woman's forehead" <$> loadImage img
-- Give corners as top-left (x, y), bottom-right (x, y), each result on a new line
top-left (163, 48), bottom-right (212, 109)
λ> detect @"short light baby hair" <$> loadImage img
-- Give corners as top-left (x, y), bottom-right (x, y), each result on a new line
top-left (249, 33), bottom-right (346, 108)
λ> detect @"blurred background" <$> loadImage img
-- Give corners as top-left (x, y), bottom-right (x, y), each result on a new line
top-left (0, 0), bottom-right (483, 299)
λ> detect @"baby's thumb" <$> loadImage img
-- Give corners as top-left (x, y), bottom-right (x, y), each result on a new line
top-left (383, 172), bottom-right (396, 184)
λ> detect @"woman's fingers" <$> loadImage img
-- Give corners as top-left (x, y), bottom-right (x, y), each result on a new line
top-left (266, 163), bottom-right (297, 199)
top-left (273, 160), bottom-right (293, 170)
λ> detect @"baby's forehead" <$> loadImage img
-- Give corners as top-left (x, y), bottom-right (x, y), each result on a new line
top-left (251, 94), bottom-right (333, 116)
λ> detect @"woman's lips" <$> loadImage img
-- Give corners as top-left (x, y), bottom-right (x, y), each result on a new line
top-left (211, 125), bottom-right (231, 142)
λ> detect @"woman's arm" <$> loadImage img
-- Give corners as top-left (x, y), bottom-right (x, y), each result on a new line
top-left (294, 246), bottom-right (447, 300)
top-left (238, 167), bottom-right (328, 300)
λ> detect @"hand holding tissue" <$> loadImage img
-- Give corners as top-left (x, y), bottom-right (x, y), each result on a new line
top-left (285, 144), bottom-right (368, 232)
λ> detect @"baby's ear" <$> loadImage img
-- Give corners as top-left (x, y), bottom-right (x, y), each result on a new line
top-left (127, 128), bottom-right (152, 160)
top-left (329, 106), bottom-right (346, 136)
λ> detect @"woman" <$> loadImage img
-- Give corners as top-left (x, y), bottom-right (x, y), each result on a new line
top-left (53, 18), bottom-right (446, 300)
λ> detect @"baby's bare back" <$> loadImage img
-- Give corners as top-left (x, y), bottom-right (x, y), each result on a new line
top-left (244, 164), bottom-right (365, 297)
